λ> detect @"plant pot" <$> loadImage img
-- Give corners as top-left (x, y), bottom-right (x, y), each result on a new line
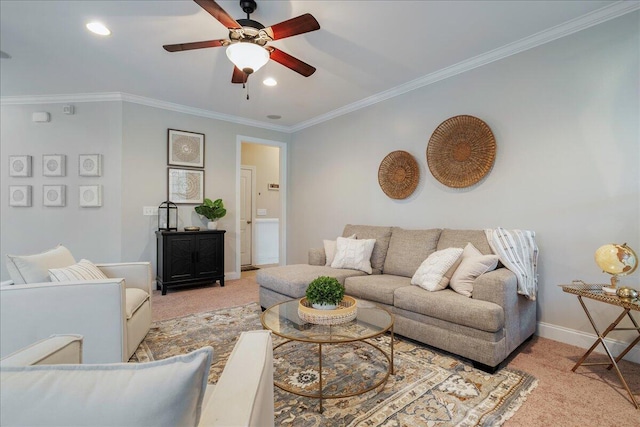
top-left (311, 302), bottom-right (337, 310)
top-left (207, 221), bottom-right (218, 230)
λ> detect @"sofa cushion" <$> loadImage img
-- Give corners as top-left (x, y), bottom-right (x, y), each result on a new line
top-left (394, 286), bottom-right (504, 333)
top-left (49, 259), bottom-right (108, 282)
top-left (410, 247), bottom-right (463, 291)
top-left (125, 288), bottom-right (150, 320)
top-left (331, 237), bottom-right (376, 274)
top-left (436, 229), bottom-right (493, 254)
top-left (0, 346), bottom-right (213, 427)
top-left (450, 243), bottom-right (500, 297)
top-left (344, 274), bottom-right (410, 305)
top-left (257, 265), bottom-right (366, 299)
top-left (342, 225), bottom-right (392, 274)
top-left (383, 228), bottom-right (442, 278)
top-left (323, 234), bottom-right (356, 266)
top-left (6, 245), bottom-right (76, 285)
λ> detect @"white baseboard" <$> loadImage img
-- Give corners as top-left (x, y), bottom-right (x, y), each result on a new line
top-left (226, 271), bottom-right (240, 280)
top-left (536, 321), bottom-right (639, 364)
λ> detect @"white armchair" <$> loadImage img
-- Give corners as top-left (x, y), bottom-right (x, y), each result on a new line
top-left (1, 245), bottom-right (152, 363)
top-left (0, 332), bottom-right (275, 427)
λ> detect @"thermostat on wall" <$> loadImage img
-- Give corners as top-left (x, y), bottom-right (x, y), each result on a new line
top-left (32, 112), bottom-right (50, 122)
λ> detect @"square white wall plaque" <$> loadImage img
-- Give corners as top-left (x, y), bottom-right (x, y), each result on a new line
top-left (79, 154), bottom-right (102, 177)
top-left (9, 155), bottom-right (32, 177)
top-left (42, 154), bottom-right (66, 177)
top-left (79, 185), bottom-right (102, 207)
top-left (43, 185), bottom-right (66, 207)
top-left (9, 185), bottom-right (32, 207)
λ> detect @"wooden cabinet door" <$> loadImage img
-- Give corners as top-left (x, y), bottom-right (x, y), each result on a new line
top-left (166, 234), bottom-right (196, 281)
top-left (195, 233), bottom-right (223, 278)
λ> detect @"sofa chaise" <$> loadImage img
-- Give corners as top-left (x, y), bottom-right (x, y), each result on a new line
top-left (258, 225), bottom-right (537, 370)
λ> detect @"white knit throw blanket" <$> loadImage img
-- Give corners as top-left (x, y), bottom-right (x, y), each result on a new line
top-left (485, 228), bottom-right (539, 300)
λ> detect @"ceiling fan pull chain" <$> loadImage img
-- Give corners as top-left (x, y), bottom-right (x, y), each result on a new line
top-left (246, 78), bottom-right (250, 100)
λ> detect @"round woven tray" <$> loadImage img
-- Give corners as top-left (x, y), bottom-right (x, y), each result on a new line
top-left (378, 150), bottom-right (420, 199)
top-left (298, 296), bottom-right (357, 325)
top-left (427, 115), bottom-right (496, 188)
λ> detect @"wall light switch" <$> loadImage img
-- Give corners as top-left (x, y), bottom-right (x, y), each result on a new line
top-left (143, 206), bottom-right (158, 216)
top-left (257, 208), bottom-right (267, 216)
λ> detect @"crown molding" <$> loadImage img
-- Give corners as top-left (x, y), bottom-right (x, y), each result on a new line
top-left (2, 1), bottom-right (637, 134)
top-left (289, 1), bottom-right (640, 132)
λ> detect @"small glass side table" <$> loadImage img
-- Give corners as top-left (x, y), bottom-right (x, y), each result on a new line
top-left (561, 282), bottom-right (639, 409)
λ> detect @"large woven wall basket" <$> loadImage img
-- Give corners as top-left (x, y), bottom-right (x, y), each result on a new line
top-left (378, 150), bottom-right (420, 199)
top-left (427, 115), bottom-right (496, 188)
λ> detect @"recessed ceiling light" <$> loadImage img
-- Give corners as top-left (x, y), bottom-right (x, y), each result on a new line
top-left (267, 115), bottom-right (282, 120)
top-left (86, 22), bottom-right (111, 36)
top-left (263, 78), bottom-right (277, 87)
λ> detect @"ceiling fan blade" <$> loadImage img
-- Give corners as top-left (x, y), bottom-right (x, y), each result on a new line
top-left (163, 39), bottom-right (226, 52)
top-left (264, 13), bottom-right (320, 40)
top-left (268, 47), bottom-right (316, 77)
top-left (232, 66), bottom-right (248, 84)
top-left (194, 0), bottom-right (242, 29)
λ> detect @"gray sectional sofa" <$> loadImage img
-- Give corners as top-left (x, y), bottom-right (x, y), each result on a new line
top-left (257, 225), bottom-right (537, 370)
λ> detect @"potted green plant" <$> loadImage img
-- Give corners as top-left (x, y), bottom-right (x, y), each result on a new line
top-left (194, 198), bottom-right (226, 230)
top-left (305, 276), bottom-right (345, 310)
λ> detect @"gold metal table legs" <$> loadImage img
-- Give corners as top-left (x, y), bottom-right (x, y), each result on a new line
top-left (572, 295), bottom-right (640, 409)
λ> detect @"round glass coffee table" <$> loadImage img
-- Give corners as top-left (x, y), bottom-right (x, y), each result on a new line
top-left (261, 298), bottom-right (394, 413)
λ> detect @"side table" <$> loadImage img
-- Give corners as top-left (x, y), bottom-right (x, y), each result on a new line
top-left (561, 282), bottom-right (639, 409)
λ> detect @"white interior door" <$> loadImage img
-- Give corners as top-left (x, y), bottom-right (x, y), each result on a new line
top-left (240, 167), bottom-right (254, 266)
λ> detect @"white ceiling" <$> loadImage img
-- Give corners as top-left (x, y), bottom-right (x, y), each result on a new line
top-left (0, 1), bottom-right (636, 131)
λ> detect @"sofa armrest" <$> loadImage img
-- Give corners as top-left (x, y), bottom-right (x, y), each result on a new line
top-left (0, 280), bottom-right (127, 363)
top-left (0, 335), bottom-right (83, 367)
top-left (200, 330), bottom-right (274, 427)
top-left (309, 247), bottom-right (326, 266)
top-left (95, 262), bottom-right (153, 294)
top-left (472, 268), bottom-right (518, 308)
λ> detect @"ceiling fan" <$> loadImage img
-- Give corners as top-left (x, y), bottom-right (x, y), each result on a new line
top-left (163, 0), bottom-right (320, 84)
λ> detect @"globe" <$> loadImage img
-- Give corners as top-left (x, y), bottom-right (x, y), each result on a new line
top-left (594, 243), bottom-right (637, 287)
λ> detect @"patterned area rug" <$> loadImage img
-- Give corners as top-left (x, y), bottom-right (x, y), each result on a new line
top-left (130, 303), bottom-right (537, 426)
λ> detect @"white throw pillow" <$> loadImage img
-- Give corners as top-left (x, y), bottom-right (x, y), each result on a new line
top-left (411, 247), bottom-right (464, 291)
top-left (49, 259), bottom-right (108, 282)
top-left (323, 234), bottom-right (356, 266)
top-left (449, 242), bottom-right (499, 297)
top-left (6, 244), bottom-right (76, 284)
top-left (331, 237), bottom-right (376, 274)
top-left (0, 347), bottom-right (213, 427)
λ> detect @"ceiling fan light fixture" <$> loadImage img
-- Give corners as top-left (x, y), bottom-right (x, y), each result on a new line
top-left (226, 42), bottom-right (269, 75)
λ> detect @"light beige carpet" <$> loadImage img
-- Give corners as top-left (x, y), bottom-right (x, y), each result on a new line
top-left (150, 275), bottom-right (640, 426)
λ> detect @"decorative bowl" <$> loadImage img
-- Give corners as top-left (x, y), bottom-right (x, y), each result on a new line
top-left (298, 296), bottom-right (357, 325)
top-left (616, 287), bottom-right (638, 301)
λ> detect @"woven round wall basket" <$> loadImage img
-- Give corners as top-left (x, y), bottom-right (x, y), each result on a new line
top-left (378, 150), bottom-right (420, 199)
top-left (427, 115), bottom-right (496, 188)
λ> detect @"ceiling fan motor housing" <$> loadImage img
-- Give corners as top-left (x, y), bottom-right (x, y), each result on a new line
top-left (240, 0), bottom-right (257, 15)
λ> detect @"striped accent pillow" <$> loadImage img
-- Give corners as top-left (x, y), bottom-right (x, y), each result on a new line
top-left (49, 259), bottom-right (108, 282)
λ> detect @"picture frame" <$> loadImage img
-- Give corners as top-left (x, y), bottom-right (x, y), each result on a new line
top-left (79, 185), bottom-right (102, 207)
top-left (9, 185), bottom-right (32, 207)
top-left (168, 167), bottom-right (204, 204)
top-left (42, 154), bottom-right (66, 177)
top-left (9, 155), bottom-right (32, 177)
top-left (79, 154), bottom-right (102, 177)
top-left (43, 185), bottom-right (66, 207)
top-left (168, 129), bottom-right (205, 168)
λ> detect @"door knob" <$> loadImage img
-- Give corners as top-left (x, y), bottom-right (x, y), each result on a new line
top-left (247, 220), bottom-right (252, 224)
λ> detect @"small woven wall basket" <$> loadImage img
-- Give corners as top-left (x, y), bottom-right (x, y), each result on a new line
top-left (427, 115), bottom-right (496, 188)
top-left (378, 150), bottom-right (420, 199)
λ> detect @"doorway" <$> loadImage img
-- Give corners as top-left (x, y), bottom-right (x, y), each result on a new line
top-left (235, 135), bottom-right (287, 278)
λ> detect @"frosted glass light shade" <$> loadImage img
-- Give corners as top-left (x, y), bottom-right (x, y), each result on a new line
top-left (226, 43), bottom-right (269, 74)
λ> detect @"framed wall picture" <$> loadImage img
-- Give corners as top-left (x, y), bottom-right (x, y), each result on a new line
top-left (9, 155), bottom-right (32, 177)
top-left (79, 185), bottom-right (102, 207)
top-left (43, 185), bottom-right (66, 207)
top-left (168, 168), bottom-right (204, 204)
top-left (9, 185), bottom-right (32, 207)
top-left (42, 154), bottom-right (66, 177)
top-left (168, 129), bottom-right (205, 168)
top-left (79, 154), bottom-right (102, 177)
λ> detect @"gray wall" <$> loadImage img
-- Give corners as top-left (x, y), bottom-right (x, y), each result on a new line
top-left (1, 102), bottom-right (123, 274)
top-left (287, 12), bottom-right (639, 352)
top-left (0, 101), bottom-right (289, 280)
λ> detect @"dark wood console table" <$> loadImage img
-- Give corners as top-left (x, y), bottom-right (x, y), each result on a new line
top-left (156, 229), bottom-right (225, 295)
